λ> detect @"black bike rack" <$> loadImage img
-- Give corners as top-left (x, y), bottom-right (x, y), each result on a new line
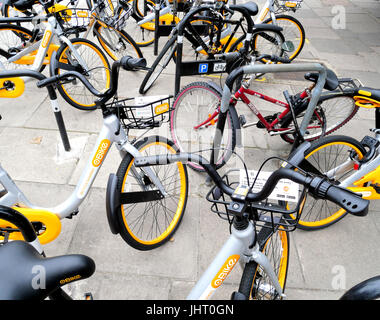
top-left (0, 69), bottom-right (71, 152)
top-left (153, 0), bottom-right (188, 56)
top-left (173, 5), bottom-right (254, 96)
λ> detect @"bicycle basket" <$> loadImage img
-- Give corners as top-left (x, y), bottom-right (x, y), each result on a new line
top-left (274, 0), bottom-right (303, 12)
top-left (206, 168), bottom-right (308, 232)
top-left (108, 95), bottom-right (173, 129)
top-left (54, 8), bottom-right (92, 31)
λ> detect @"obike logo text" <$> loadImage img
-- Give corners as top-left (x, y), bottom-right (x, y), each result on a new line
top-left (211, 255), bottom-right (240, 289)
top-left (60, 274), bottom-right (81, 285)
top-left (247, 102), bottom-right (260, 116)
top-left (77, 10), bottom-right (88, 18)
top-left (92, 139), bottom-right (111, 167)
top-left (155, 103), bottom-right (169, 115)
top-left (41, 30), bottom-right (52, 48)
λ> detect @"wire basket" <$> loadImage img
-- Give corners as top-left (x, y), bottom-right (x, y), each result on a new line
top-left (274, 0), bottom-right (303, 12)
top-left (206, 168), bottom-right (308, 232)
top-left (108, 95), bottom-right (173, 129)
top-left (54, 8), bottom-right (92, 31)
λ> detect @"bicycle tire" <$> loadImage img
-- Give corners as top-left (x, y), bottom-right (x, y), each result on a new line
top-left (54, 38), bottom-right (111, 110)
top-left (115, 135), bottom-right (188, 251)
top-left (288, 135), bottom-right (366, 230)
top-left (279, 92), bottom-right (359, 144)
top-left (170, 81), bottom-right (237, 172)
top-left (261, 14), bottom-right (305, 61)
top-left (238, 225), bottom-right (289, 300)
top-left (139, 35), bottom-right (176, 94)
top-left (94, 23), bottom-right (143, 61)
top-left (230, 27), bottom-right (285, 65)
top-left (0, 24), bottom-right (36, 71)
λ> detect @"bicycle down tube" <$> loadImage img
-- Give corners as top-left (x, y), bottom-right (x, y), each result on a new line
top-left (186, 220), bottom-right (284, 299)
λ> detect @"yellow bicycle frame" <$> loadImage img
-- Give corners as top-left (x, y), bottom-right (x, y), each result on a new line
top-left (0, 207), bottom-right (62, 244)
top-left (0, 77), bottom-right (25, 98)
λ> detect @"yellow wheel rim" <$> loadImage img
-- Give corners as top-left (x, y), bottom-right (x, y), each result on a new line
top-left (58, 41), bottom-right (110, 108)
top-left (295, 142), bottom-right (364, 228)
top-left (120, 141), bottom-right (187, 245)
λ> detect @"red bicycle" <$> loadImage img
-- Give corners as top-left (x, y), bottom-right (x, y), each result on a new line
top-left (170, 56), bottom-right (360, 172)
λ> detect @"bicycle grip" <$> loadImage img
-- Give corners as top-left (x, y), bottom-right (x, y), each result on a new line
top-left (36, 75), bottom-right (60, 88)
top-left (120, 56), bottom-right (147, 71)
top-left (309, 178), bottom-right (369, 217)
top-left (270, 55), bottom-right (291, 64)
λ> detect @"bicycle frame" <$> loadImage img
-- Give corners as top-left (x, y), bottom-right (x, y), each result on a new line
top-left (0, 15), bottom-right (90, 74)
top-left (328, 132), bottom-right (380, 200)
top-left (0, 110), bottom-right (166, 218)
top-left (196, 85), bottom-right (317, 136)
top-left (187, 220), bottom-right (284, 299)
top-left (255, 0), bottom-right (302, 24)
top-left (137, 0), bottom-right (173, 26)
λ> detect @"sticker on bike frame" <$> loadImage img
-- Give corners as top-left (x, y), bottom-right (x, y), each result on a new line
top-left (239, 170), bottom-right (299, 202)
top-left (213, 62), bottom-right (226, 72)
top-left (134, 95), bottom-right (170, 118)
top-left (92, 139), bottom-right (111, 167)
top-left (199, 254), bottom-right (240, 300)
top-left (198, 63), bottom-right (209, 74)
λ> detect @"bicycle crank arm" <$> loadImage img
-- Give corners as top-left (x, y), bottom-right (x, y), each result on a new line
top-left (242, 121), bottom-right (259, 129)
top-left (269, 128), bottom-right (295, 136)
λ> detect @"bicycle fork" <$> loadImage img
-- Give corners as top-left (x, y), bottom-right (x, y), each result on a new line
top-left (186, 221), bottom-right (284, 300)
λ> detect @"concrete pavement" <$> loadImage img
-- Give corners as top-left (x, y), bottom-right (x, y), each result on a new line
top-left (0, 0), bottom-right (380, 300)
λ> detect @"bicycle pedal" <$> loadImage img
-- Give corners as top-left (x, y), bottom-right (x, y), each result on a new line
top-left (239, 115), bottom-right (246, 126)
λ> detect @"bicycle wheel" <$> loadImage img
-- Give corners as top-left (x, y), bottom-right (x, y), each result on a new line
top-left (94, 23), bottom-right (143, 61)
top-left (262, 14), bottom-right (305, 61)
top-left (238, 225), bottom-right (289, 300)
top-left (289, 135), bottom-right (366, 230)
top-left (280, 93), bottom-right (359, 144)
top-left (139, 35), bottom-right (176, 94)
top-left (115, 135), bottom-right (188, 250)
top-left (170, 81), bottom-right (237, 172)
top-left (0, 24), bottom-right (35, 71)
top-left (54, 38), bottom-right (111, 110)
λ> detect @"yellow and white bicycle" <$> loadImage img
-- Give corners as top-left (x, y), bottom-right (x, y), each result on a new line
top-left (0, 55), bottom-right (188, 250)
top-left (284, 87), bottom-right (380, 230)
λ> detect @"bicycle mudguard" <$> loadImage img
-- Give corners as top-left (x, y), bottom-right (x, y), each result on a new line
top-left (106, 173), bottom-right (121, 235)
top-left (0, 77), bottom-right (25, 98)
top-left (0, 207), bottom-right (62, 244)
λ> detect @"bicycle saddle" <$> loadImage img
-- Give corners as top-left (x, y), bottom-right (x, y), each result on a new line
top-left (304, 68), bottom-right (339, 91)
top-left (230, 2), bottom-right (259, 16)
top-left (354, 87), bottom-right (380, 104)
top-left (0, 241), bottom-right (95, 300)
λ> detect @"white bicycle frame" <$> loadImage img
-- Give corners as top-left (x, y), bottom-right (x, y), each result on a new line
top-left (327, 133), bottom-right (380, 189)
top-left (0, 108), bottom-right (166, 219)
top-left (187, 219), bottom-right (284, 299)
top-left (1, 15), bottom-right (90, 75)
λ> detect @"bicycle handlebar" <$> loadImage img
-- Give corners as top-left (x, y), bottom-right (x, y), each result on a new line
top-left (134, 153), bottom-right (369, 217)
top-left (37, 55), bottom-right (148, 105)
